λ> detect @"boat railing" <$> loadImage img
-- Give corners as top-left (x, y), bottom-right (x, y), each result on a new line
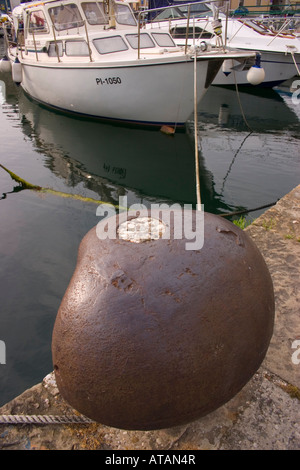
top-left (51, 24), bottom-right (61, 62)
top-left (137, 0), bottom-right (230, 56)
top-left (258, 15), bottom-right (300, 34)
top-left (5, 0), bottom-right (230, 62)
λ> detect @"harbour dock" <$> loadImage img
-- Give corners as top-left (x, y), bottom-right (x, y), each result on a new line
top-left (0, 185), bottom-right (299, 451)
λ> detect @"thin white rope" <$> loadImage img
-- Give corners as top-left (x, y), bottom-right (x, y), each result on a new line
top-left (233, 70), bottom-right (253, 133)
top-left (290, 51), bottom-right (300, 76)
top-left (193, 46), bottom-right (201, 210)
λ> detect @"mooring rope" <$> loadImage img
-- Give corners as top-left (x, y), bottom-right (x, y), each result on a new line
top-left (220, 200), bottom-right (277, 218)
top-left (0, 414), bottom-right (94, 425)
top-left (290, 50), bottom-right (300, 76)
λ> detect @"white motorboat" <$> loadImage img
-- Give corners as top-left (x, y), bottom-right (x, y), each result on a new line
top-left (146, 0), bottom-right (300, 87)
top-left (1, 0), bottom-right (256, 127)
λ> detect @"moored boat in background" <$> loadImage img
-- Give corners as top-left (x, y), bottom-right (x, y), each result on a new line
top-left (145, 0), bottom-right (300, 87)
top-left (1, 0), bottom-right (257, 127)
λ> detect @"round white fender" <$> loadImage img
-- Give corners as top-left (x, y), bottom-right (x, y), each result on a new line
top-left (247, 54), bottom-right (265, 86)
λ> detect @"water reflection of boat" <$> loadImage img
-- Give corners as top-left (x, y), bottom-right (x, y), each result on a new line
top-left (195, 83), bottom-right (300, 130)
top-left (0, 71), bottom-right (234, 214)
top-left (186, 83), bottom-right (300, 214)
top-left (2, 71), bottom-right (298, 215)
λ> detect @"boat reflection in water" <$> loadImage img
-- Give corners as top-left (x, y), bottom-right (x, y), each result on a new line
top-left (196, 82), bottom-right (300, 130)
top-left (1, 71), bottom-right (299, 217)
top-left (1, 74), bottom-right (235, 215)
top-left (186, 82), bottom-right (300, 215)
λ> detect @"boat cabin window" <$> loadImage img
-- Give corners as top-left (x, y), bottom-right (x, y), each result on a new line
top-left (81, 2), bottom-right (108, 25)
top-left (151, 32), bottom-right (176, 48)
top-left (28, 10), bottom-right (49, 34)
top-left (65, 40), bottom-right (90, 55)
top-left (93, 35), bottom-right (128, 54)
top-left (48, 41), bottom-right (63, 56)
top-left (114, 3), bottom-right (136, 26)
top-left (170, 26), bottom-right (213, 40)
top-left (125, 33), bottom-right (155, 49)
top-left (49, 3), bottom-right (84, 31)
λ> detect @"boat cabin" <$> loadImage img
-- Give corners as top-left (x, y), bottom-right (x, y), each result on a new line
top-left (11, 0), bottom-right (178, 62)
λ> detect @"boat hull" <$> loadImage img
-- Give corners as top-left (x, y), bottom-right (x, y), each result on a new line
top-left (213, 50), bottom-right (299, 87)
top-left (16, 58), bottom-right (218, 126)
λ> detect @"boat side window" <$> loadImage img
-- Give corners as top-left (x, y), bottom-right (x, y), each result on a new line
top-left (29, 10), bottom-right (49, 34)
top-left (48, 41), bottom-right (63, 57)
top-left (81, 2), bottom-right (109, 25)
top-left (48, 4), bottom-right (84, 31)
top-left (93, 35), bottom-right (128, 54)
top-left (114, 3), bottom-right (136, 26)
top-left (170, 26), bottom-right (213, 40)
top-left (125, 33), bottom-right (155, 49)
top-left (151, 33), bottom-right (176, 48)
top-left (65, 40), bottom-right (90, 55)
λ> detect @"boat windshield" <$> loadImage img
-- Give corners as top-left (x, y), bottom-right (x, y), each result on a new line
top-left (153, 4), bottom-right (212, 21)
top-left (114, 3), bottom-right (136, 26)
top-left (81, 2), bottom-right (109, 25)
top-left (48, 3), bottom-right (84, 31)
top-left (177, 3), bottom-right (212, 18)
top-left (28, 10), bottom-right (49, 34)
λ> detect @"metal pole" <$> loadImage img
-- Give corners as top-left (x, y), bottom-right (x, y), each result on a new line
top-left (84, 20), bottom-right (93, 62)
top-left (52, 25), bottom-right (61, 62)
top-left (185, 5), bottom-right (191, 55)
top-left (138, 12), bottom-right (141, 59)
top-left (31, 28), bottom-right (38, 61)
top-left (224, 1), bottom-right (229, 48)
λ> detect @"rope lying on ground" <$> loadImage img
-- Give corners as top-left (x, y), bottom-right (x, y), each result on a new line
top-left (0, 414), bottom-right (94, 425)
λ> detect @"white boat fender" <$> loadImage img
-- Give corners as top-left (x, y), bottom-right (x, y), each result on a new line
top-left (222, 59), bottom-right (234, 76)
top-left (0, 55), bottom-right (12, 73)
top-left (218, 104), bottom-right (229, 125)
top-left (12, 57), bottom-right (22, 84)
top-left (247, 53), bottom-right (265, 86)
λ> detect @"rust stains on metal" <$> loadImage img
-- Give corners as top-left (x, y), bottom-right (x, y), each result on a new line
top-left (52, 210), bottom-right (275, 431)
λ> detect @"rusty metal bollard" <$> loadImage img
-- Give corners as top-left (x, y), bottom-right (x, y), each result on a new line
top-left (52, 209), bottom-right (275, 430)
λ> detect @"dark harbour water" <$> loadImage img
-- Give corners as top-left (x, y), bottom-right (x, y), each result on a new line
top-left (0, 36), bottom-right (299, 406)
